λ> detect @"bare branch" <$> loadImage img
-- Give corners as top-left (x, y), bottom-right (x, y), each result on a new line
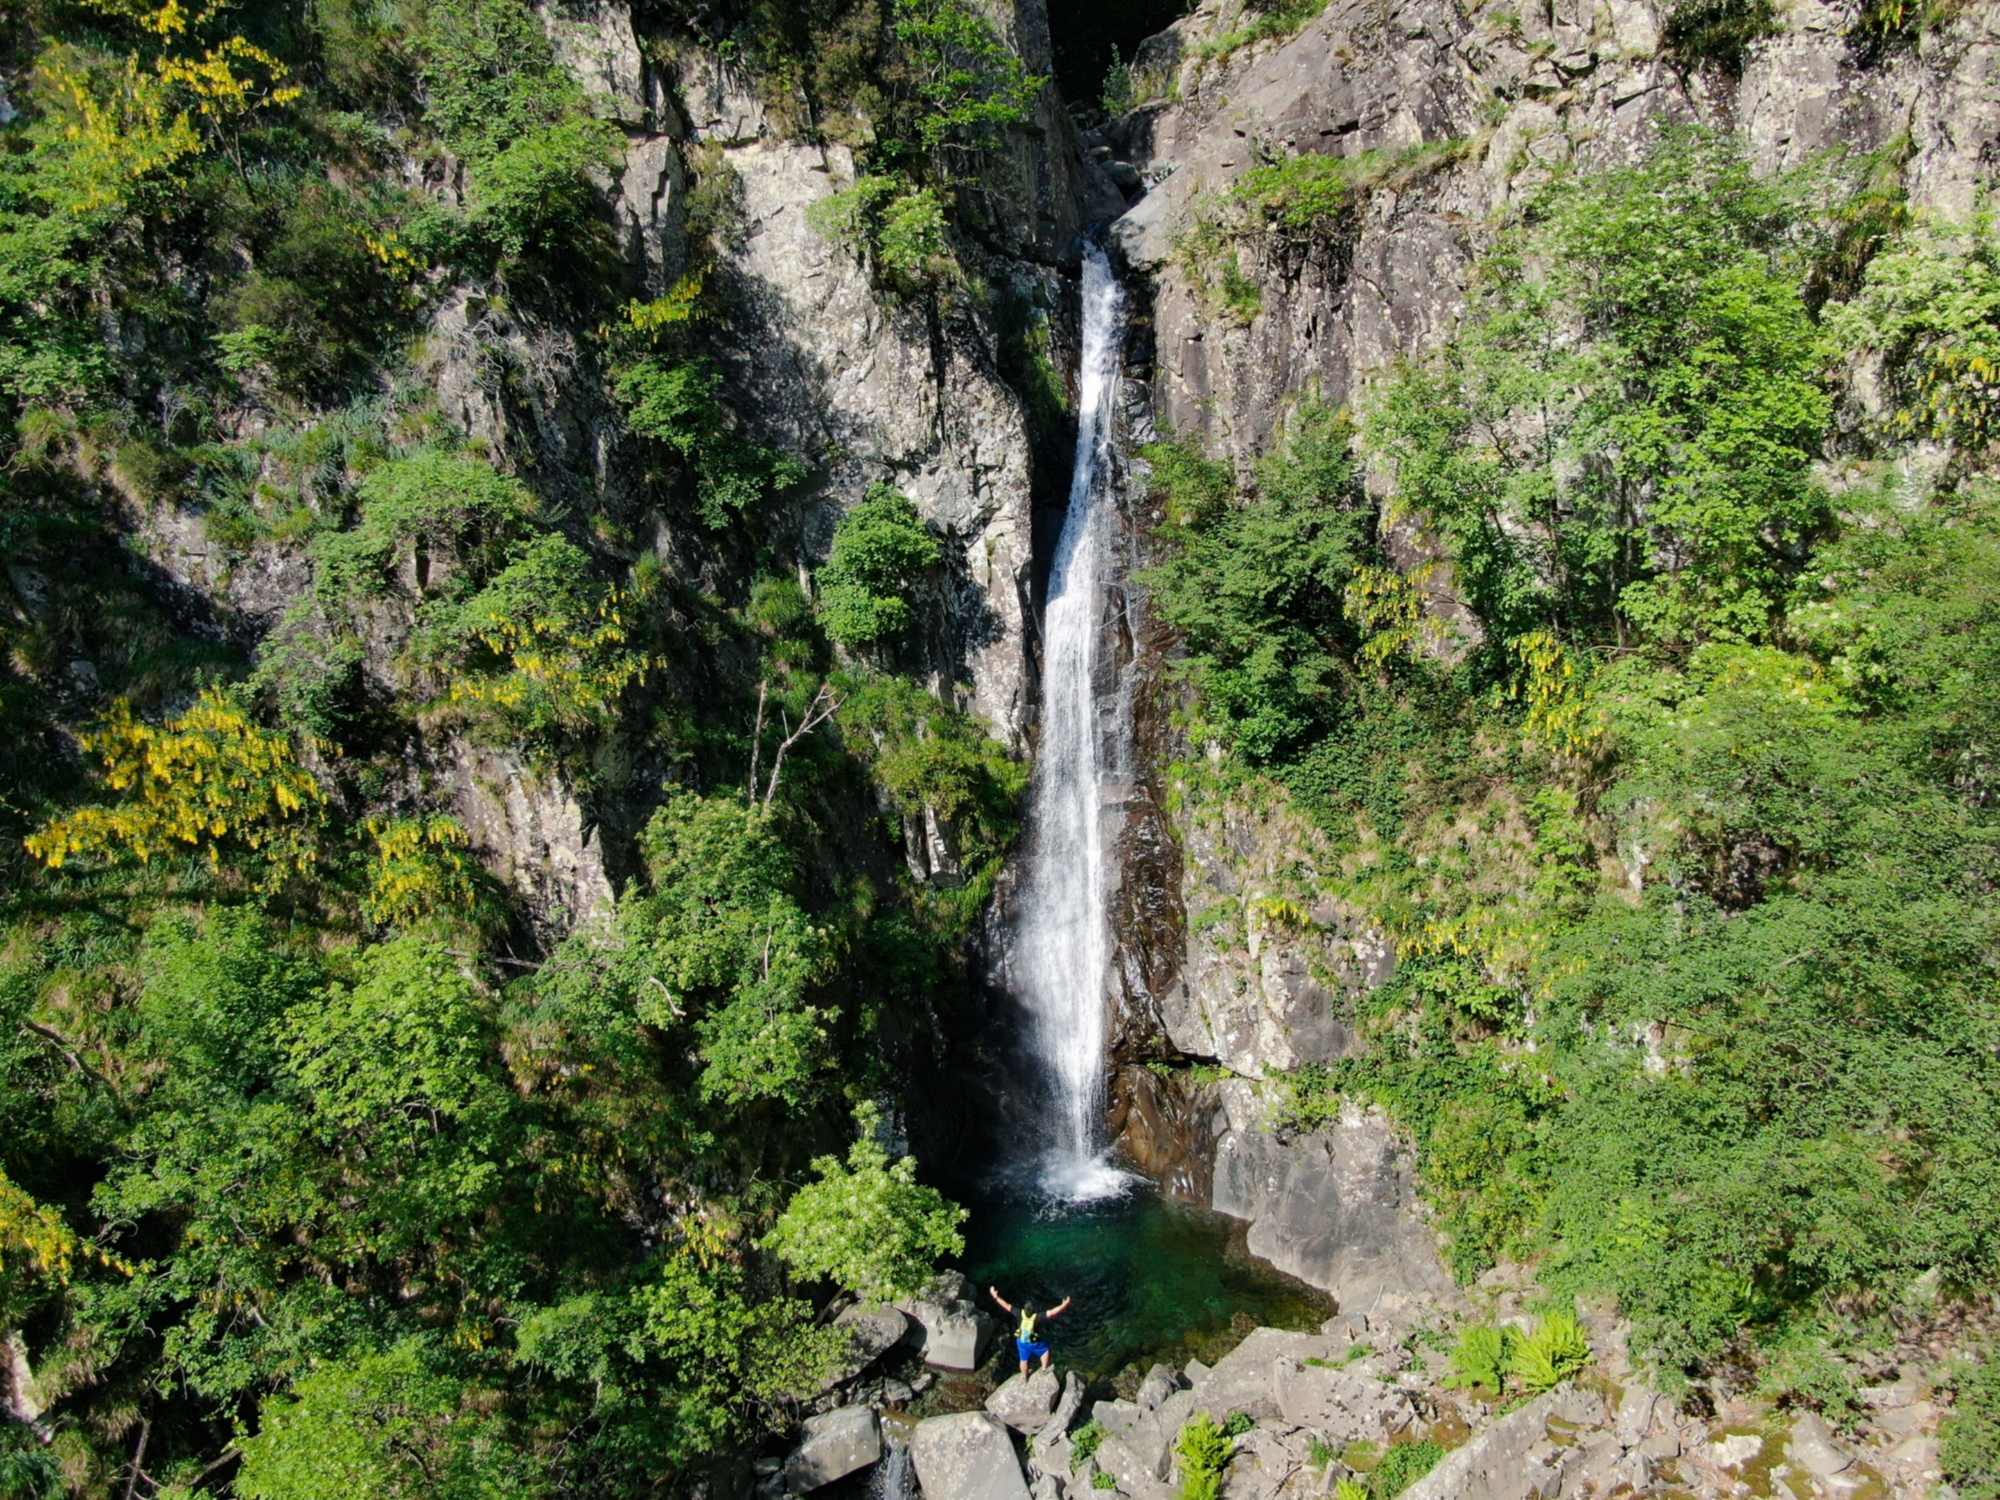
top-left (761, 684), bottom-right (843, 809)
top-left (644, 975), bottom-right (685, 1019)
top-left (747, 680), bottom-right (769, 805)
top-left (123, 1418), bottom-right (150, 1500)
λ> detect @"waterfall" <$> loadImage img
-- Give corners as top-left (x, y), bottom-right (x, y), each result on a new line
top-left (1010, 242), bottom-right (1128, 1202)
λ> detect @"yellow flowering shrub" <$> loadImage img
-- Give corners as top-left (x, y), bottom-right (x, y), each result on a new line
top-left (364, 815), bottom-right (483, 929)
top-left (36, 0), bottom-right (300, 213)
top-left (431, 535), bottom-right (654, 738)
top-left (0, 1168), bottom-right (128, 1282)
top-left (25, 689), bottom-right (326, 877)
top-left (1346, 560), bottom-right (1449, 670)
top-left (1499, 630), bottom-right (1606, 759)
top-left (621, 273), bottom-right (705, 338)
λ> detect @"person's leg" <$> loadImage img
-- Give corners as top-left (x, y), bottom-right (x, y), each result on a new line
top-left (1039, 1351), bottom-right (1052, 1372)
top-left (1019, 1356), bottom-right (1030, 1377)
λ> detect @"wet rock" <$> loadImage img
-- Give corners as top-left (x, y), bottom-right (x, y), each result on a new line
top-left (1785, 1413), bottom-right (1854, 1477)
top-left (988, 1370), bottom-right (1061, 1432)
top-left (786, 1407), bottom-right (882, 1494)
top-left (911, 1412), bottom-right (1032, 1500)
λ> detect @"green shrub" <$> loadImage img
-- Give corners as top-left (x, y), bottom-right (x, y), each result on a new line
top-left (1510, 1314), bottom-right (1592, 1394)
top-left (1660, 0), bottom-right (1780, 70)
top-left (1197, 0), bottom-right (1330, 59)
top-left (1370, 1439), bottom-right (1444, 1499)
top-left (615, 356), bottom-right (806, 527)
top-left (238, 1340), bottom-right (527, 1500)
top-left (1092, 1474), bottom-right (1118, 1491)
top-left (1173, 1411), bottom-right (1234, 1500)
top-left (1943, 1348), bottom-right (2000, 1500)
top-left (1826, 219), bottom-right (2000, 454)
top-left (763, 1103), bottom-right (968, 1303)
top-left (1444, 1323), bottom-right (1516, 1393)
top-left (842, 674), bottom-right (1026, 879)
top-left (1366, 129), bottom-right (1829, 651)
top-left (468, 116), bottom-right (622, 259)
top-left (1137, 403), bottom-right (1367, 763)
top-left (808, 175), bottom-right (959, 294)
top-left (416, 0), bottom-right (579, 155)
top-left (891, 0), bottom-right (1043, 155)
top-left (816, 485), bottom-right (942, 649)
top-left (1071, 1419), bottom-right (1106, 1469)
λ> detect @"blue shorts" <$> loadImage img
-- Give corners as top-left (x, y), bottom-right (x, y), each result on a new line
top-left (1017, 1338), bottom-right (1050, 1361)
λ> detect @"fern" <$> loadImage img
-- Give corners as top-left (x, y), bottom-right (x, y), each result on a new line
top-left (1511, 1313), bottom-right (1592, 1393)
top-left (1443, 1323), bottom-right (1516, 1392)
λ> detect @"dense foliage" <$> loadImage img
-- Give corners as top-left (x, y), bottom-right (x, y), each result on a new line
top-left (0, 0), bottom-right (1048, 1493)
top-left (1152, 131), bottom-right (2000, 1399)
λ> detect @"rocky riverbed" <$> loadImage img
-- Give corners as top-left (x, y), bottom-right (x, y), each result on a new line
top-left (768, 1275), bottom-right (1952, 1500)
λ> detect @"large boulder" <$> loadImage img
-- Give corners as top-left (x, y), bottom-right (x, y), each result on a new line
top-left (786, 1407), bottom-right (882, 1494)
top-left (832, 1303), bottom-right (911, 1381)
top-left (987, 1369), bottom-right (1061, 1432)
top-left (1038, 1372), bottom-right (1087, 1442)
top-left (1182, 1328), bottom-right (1327, 1423)
top-left (896, 1273), bottom-right (996, 1371)
top-left (911, 1412), bottom-right (1031, 1500)
top-left (1210, 1085), bottom-right (1458, 1318)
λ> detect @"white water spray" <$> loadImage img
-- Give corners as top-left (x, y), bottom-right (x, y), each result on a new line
top-left (1011, 243), bottom-right (1128, 1202)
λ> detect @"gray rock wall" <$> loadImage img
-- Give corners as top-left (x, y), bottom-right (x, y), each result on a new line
top-left (1111, 0), bottom-right (2000, 469)
top-left (1088, 0), bottom-right (2000, 1318)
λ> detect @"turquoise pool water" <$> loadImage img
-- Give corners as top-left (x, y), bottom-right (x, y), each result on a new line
top-left (957, 1177), bottom-right (1335, 1390)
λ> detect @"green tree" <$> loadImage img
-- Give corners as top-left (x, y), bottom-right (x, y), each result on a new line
top-left (765, 1103), bottom-right (967, 1302)
top-left (1138, 403), bottom-right (1368, 762)
top-left (238, 1340), bottom-right (529, 1500)
top-left (816, 484), bottom-right (942, 649)
top-left (890, 0), bottom-right (1043, 157)
top-left (616, 792), bottom-right (838, 1108)
top-left (1367, 130), bottom-right (1830, 651)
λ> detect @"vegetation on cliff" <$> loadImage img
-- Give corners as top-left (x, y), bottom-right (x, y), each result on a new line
top-left (0, 0), bottom-right (1043, 1493)
top-left (1146, 131), bottom-right (2000, 1422)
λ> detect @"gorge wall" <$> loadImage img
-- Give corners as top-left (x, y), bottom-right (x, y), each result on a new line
top-left (1085, 0), bottom-right (2000, 1312)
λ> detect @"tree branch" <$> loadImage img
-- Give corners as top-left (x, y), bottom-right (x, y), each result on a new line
top-left (762, 684), bottom-right (842, 809)
top-left (747, 679), bottom-right (769, 805)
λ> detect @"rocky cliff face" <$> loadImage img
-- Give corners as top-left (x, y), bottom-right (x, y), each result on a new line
top-left (121, 0), bottom-right (1129, 939)
top-left (1088, 0), bottom-right (2000, 1309)
top-left (1110, 0), bottom-right (2000, 465)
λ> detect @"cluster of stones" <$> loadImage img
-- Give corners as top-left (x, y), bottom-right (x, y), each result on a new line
top-left (770, 1293), bottom-right (1949, 1500)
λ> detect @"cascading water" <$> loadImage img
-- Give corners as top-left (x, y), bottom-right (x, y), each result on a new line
top-left (1010, 242), bottom-right (1128, 1202)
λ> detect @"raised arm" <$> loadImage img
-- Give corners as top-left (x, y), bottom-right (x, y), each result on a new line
top-left (988, 1286), bottom-right (1015, 1314)
top-left (1046, 1296), bottom-right (1073, 1319)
